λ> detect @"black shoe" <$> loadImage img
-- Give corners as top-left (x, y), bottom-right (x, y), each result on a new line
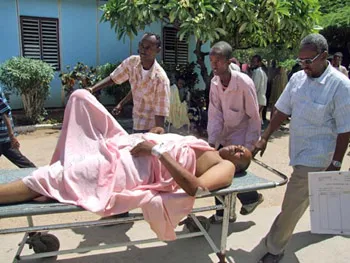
top-left (258, 252), bottom-right (284, 263)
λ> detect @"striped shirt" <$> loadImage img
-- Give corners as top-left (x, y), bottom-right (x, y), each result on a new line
top-left (110, 56), bottom-right (170, 131)
top-left (276, 64), bottom-right (350, 167)
top-left (0, 87), bottom-right (15, 143)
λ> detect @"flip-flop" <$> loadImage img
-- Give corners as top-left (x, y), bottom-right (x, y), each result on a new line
top-left (208, 214), bottom-right (237, 224)
top-left (240, 193), bottom-right (264, 215)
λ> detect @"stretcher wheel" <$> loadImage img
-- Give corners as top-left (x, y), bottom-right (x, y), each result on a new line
top-left (26, 232), bottom-right (60, 254)
top-left (179, 215), bottom-right (211, 232)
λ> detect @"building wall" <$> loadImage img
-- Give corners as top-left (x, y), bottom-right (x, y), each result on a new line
top-left (0, 0), bottom-right (206, 110)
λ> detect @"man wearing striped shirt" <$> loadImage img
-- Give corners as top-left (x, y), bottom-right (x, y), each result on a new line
top-left (0, 87), bottom-right (35, 168)
top-left (87, 33), bottom-right (170, 133)
top-left (253, 33), bottom-right (350, 263)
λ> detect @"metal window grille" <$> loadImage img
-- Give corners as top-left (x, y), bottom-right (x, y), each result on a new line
top-left (20, 16), bottom-right (60, 70)
top-left (163, 27), bottom-right (188, 70)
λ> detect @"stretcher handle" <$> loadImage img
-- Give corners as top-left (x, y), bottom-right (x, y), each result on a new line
top-left (252, 158), bottom-right (288, 186)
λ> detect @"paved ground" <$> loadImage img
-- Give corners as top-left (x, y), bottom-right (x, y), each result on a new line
top-left (0, 119), bottom-right (350, 263)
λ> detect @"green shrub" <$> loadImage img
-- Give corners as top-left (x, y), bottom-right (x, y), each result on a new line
top-left (59, 62), bottom-right (130, 104)
top-left (96, 62), bottom-right (130, 104)
top-left (59, 62), bottom-right (98, 98)
top-left (0, 57), bottom-right (54, 124)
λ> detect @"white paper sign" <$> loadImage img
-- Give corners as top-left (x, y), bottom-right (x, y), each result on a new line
top-left (308, 171), bottom-right (350, 235)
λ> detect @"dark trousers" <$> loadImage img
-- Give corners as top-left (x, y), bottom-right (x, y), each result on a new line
top-left (0, 141), bottom-right (36, 168)
top-left (215, 144), bottom-right (259, 216)
top-left (262, 83), bottom-right (272, 121)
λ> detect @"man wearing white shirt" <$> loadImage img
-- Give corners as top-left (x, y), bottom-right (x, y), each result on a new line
top-left (331, 52), bottom-right (348, 77)
top-left (229, 57), bottom-right (241, 72)
top-left (251, 55), bottom-right (268, 115)
top-left (253, 34), bottom-right (350, 263)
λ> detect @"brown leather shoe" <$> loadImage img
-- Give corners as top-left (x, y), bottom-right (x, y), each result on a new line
top-left (258, 252), bottom-right (284, 263)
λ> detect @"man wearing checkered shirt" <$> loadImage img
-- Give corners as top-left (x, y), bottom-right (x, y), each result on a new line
top-left (0, 87), bottom-right (36, 168)
top-left (87, 33), bottom-right (170, 133)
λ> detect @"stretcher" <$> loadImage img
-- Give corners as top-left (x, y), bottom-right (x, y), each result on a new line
top-left (0, 160), bottom-right (287, 263)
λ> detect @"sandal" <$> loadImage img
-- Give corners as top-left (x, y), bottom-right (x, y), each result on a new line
top-left (240, 193), bottom-right (264, 215)
top-left (258, 252), bottom-right (284, 263)
top-left (208, 214), bottom-right (237, 224)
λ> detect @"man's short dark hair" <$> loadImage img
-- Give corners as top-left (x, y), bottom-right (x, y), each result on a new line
top-left (176, 75), bottom-right (185, 82)
top-left (211, 41), bottom-right (232, 60)
top-left (300, 33), bottom-right (328, 53)
top-left (143, 32), bottom-right (161, 48)
top-left (252, 55), bottom-right (262, 62)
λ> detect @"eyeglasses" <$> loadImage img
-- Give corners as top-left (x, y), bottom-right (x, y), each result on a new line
top-left (296, 53), bottom-right (321, 65)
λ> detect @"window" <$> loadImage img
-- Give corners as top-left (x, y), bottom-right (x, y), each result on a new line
top-left (162, 27), bottom-right (188, 70)
top-left (20, 16), bottom-right (60, 70)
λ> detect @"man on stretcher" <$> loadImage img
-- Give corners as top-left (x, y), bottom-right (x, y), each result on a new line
top-left (0, 90), bottom-right (251, 240)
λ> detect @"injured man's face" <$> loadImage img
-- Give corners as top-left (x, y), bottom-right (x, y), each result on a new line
top-left (218, 145), bottom-right (252, 173)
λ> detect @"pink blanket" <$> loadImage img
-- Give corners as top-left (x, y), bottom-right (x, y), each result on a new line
top-left (23, 90), bottom-right (213, 240)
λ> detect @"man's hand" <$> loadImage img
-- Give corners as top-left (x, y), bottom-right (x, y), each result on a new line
top-left (112, 103), bottom-right (123, 116)
top-left (130, 141), bottom-right (156, 157)
top-left (149, 127), bottom-right (165, 134)
top-left (252, 138), bottom-right (268, 157)
top-left (10, 136), bottom-right (20, 149)
top-left (326, 163), bottom-right (341, 171)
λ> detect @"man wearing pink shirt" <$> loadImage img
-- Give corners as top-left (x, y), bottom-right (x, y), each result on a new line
top-left (207, 41), bottom-right (263, 223)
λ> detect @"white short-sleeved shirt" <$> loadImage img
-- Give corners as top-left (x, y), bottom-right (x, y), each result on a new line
top-left (252, 67), bottom-right (267, 106)
top-left (276, 64), bottom-right (350, 167)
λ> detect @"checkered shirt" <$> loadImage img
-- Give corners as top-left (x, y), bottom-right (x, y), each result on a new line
top-left (110, 56), bottom-right (170, 130)
top-left (0, 87), bottom-right (15, 143)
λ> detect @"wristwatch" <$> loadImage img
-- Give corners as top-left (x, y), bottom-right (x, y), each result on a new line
top-left (331, 160), bottom-right (342, 168)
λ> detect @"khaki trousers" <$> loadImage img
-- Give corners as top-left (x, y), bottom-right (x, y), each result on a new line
top-left (265, 165), bottom-right (326, 254)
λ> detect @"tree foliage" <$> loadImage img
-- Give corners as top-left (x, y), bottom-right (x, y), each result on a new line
top-left (0, 57), bottom-right (54, 124)
top-left (319, 0), bottom-right (349, 14)
top-left (101, 0), bottom-right (320, 91)
top-left (102, 0), bottom-right (319, 48)
top-left (318, 0), bottom-right (350, 59)
top-left (319, 0), bottom-right (350, 28)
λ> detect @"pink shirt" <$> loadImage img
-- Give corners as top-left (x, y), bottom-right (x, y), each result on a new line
top-left (207, 70), bottom-right (261, 150)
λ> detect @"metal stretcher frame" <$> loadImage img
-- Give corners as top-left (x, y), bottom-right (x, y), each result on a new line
top-left (0, 160), bottom-right (287, 263)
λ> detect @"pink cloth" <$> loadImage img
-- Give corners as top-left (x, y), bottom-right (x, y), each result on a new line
top-left (23, 90), bottom-right (213, 240)
top-left (207, 70), bottom-right (261, 151)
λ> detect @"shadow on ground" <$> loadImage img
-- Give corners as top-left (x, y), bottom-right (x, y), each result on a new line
top-left (44, 220), bottom-right (256, 262)
top-left (227, 231), bottom-right (347, 263)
